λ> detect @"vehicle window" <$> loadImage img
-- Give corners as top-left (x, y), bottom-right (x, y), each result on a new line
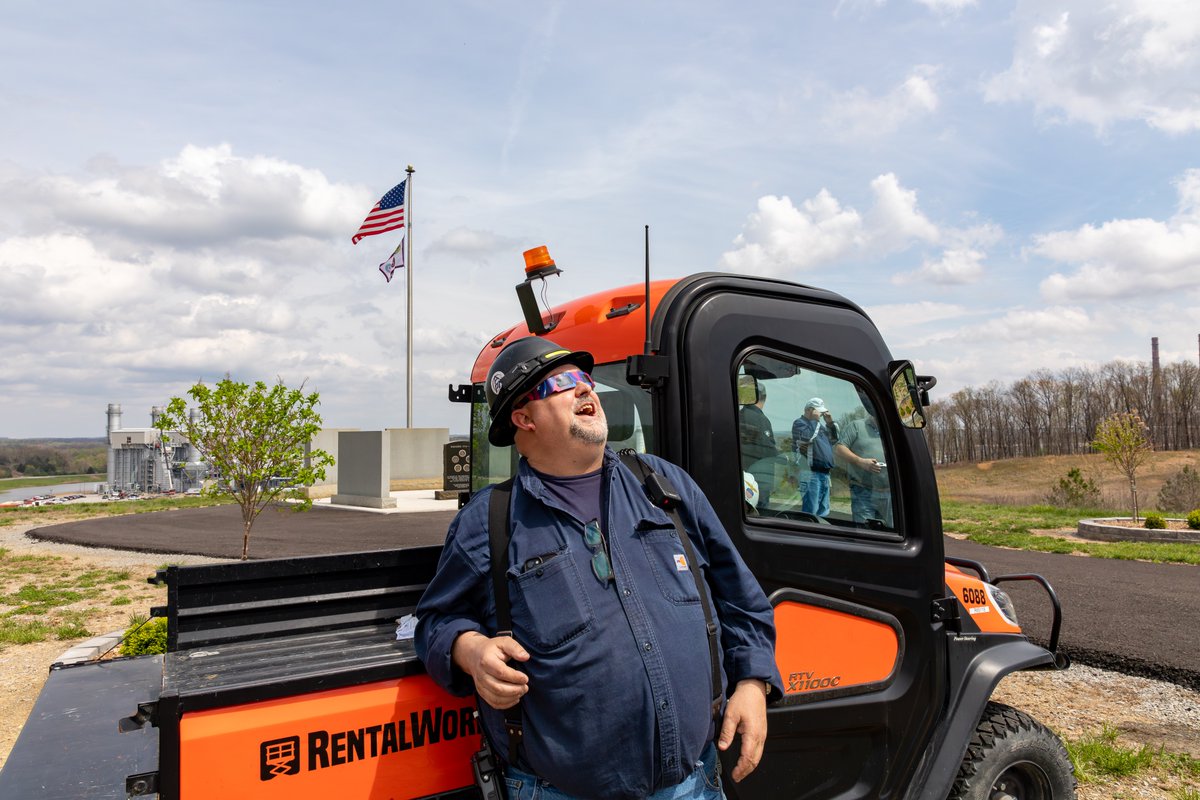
top-left (736, 353), bottom-right (897, 534)
top-left (471, 361), bottom-right (654, 492)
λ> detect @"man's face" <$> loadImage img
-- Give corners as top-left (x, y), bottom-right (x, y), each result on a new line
top-left (805, 406), bottom-right (822, 420)
top-left (516, 364), bottom-right (608, 447)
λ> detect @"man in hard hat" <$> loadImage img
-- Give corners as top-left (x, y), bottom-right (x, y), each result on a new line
top-left (416, 337), bottom-right (781, 800)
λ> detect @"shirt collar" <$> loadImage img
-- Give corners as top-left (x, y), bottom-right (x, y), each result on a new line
top-left (517, 447), bottom-right (675, 527)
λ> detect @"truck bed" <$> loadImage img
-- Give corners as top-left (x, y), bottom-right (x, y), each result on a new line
top-left (163, 622), bottom-right (422, 709)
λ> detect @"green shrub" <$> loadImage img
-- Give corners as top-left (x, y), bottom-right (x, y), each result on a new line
top-left (1188, 510), bottom-right (1200, 530)
top-left (1046, 468), bottom-right (1101, 508)
top-left (119, 616), bottom-right (167, 656)
top-left (1143, 512), bottom-right (1166, 530)
top-left (1157, 465), bottom-right (1200, 513)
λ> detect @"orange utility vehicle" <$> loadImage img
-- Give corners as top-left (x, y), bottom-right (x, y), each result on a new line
top-left (0, 249), bottom-right (1074, 800)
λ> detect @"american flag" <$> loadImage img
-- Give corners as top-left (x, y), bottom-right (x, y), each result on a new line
top-left (351, 179), bottom-right (406, 244)
top-left (379, 239), bottom-right (405, 282)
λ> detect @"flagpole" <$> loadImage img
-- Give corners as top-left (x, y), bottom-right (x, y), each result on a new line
top-left (405, 164), bottom-right (415, 429)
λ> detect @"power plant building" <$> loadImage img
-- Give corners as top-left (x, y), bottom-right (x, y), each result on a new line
top-left (105, 404), bottom-right (207, 493)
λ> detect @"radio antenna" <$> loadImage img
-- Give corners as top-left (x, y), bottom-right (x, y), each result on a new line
top-left (643, 224), bottom-right (651, 356)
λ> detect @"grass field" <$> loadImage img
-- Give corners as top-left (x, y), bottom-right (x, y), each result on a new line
top-left (934, 448), bottom-right (1200, 508)
top-left (941, 499), bottom-right (1200, 565)
top-left (0, 474), bottom-right (99, 490)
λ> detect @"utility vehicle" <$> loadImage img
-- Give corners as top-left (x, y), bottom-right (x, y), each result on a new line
top-left (0, 253), bottom-right (1074, 800)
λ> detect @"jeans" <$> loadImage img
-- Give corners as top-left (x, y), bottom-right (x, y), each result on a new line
top-left (849, 483), bottom-right (892, 527)
top-left (802, 471), bottom-right (830, 517)
top-left (503, 741), bottom-right (724, 800)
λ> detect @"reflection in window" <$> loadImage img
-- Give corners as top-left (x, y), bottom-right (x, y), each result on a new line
top-left (735, 353), bottom-right (897, 533)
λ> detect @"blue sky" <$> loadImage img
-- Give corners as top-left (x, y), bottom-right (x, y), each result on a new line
top-left (2, 0), bottom-right (1198, 437)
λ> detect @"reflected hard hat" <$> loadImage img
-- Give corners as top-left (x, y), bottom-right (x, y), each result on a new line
top-left (742, 472), bottom-right (760, 508)
top-left (485, 337), bottom-right (595, 447)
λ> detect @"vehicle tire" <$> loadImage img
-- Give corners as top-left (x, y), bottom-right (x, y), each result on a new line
top-left (947, 701), bottom-right (1077, 800)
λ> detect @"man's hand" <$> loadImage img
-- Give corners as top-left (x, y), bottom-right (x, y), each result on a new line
top-left (718, 679), bottom-right (769, 782)
top-left (452, 631), bottom-right (530, 709)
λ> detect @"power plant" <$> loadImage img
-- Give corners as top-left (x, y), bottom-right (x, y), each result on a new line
top-left (104, 403), bottom-right (208, 494)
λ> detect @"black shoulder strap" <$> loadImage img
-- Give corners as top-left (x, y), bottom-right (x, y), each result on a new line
top-left (486, 478), bottom-right (524, 764)
top-left (617, 450), bottom-right (724, 720)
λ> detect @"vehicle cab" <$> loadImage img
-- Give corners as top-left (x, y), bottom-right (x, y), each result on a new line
top-left (459, 270), bottom-right (1070, 800)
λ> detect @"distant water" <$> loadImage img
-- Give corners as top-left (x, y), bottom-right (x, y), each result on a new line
top-left (0, 482), bottom-right (101, 503)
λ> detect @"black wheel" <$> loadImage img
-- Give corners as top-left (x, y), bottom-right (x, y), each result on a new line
top-left (948, 702), bottom-right (1077, 800)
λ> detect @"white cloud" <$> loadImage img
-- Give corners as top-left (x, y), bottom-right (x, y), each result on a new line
top-left (721, 174), bottom-right (998, 282)
top-left (985, 1), bottom-right (1200, 133)
top-left (967, 306), bottom-right (1096, 341)
top-left (893, 248), bottom-right (986, 285)
top-left (6, 144), bottom-right (366, 245)
top-left (914, 0), bottom-right (977, 13)
top-left (0, 234), bottom-right (160, 325)
top-left (823, 66), bottom-right (941, 137)
top-left (892, 221), bottom-right (1002, 285)
top-left (864, 173), bottom-right (940, 249)
top-left (864, 300), bottom-right (968, 325)
top-left (719, 191), bottom-right (865, 276)
top-left (1035, 168), bottom-right (1200, 301)
top-left (426, 227), bottom-right (521, 263)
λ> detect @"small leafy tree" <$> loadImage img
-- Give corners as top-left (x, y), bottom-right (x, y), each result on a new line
top-left (156, 378), bottom-right (335, 559)
top-left (1091, 411), bottom-right (1152, 523)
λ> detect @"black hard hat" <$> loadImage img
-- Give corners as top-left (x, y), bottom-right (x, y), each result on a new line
top-left (486, 337), bottom-right (594, 447)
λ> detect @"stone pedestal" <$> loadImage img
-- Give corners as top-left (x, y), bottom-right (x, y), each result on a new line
top-left (331, 431), bottom-right (397, 509)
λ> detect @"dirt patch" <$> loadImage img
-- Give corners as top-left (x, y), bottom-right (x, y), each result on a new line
top-left (0, 522), bottom-right (222, 770)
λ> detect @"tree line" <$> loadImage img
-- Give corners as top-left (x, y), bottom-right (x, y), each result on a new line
top-left (0, 440), bottom-right (107, 479)
top-left (923, 359), bottom-right (1200, 464)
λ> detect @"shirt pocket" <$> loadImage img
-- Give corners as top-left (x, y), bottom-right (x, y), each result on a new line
top-left (509, 550), bottom-right (595, 651)
top-left (639, 527), bottom-right (702, 605)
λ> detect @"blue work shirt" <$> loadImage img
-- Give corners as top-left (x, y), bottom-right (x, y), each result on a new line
top-left (415, 447), bottom-right (781, 800)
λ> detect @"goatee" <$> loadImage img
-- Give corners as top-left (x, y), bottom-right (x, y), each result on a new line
top-left (570, 418), bottom-right (608, 445)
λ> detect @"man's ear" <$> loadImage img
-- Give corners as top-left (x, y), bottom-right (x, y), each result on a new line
top-left (511, 407), bottom-right (535, 433)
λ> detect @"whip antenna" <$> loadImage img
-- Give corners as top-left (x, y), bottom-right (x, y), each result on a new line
top-left (644, 224), bottom-right (651, 356)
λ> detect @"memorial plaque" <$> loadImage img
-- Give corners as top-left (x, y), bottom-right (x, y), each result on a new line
top-left (443, 441), bottom-right (471, 492)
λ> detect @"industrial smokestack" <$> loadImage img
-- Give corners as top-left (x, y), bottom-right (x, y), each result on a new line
top-left (1152, 337), bottom-right (1160, 373)
top-left (187, 408), bottom-right (201, 461)
top-left (105, 404), bottom-right (122, 488)
top-left (106, 403), bottom-right (122, 437)
top-left (150, 406), bottom-right (165, 427)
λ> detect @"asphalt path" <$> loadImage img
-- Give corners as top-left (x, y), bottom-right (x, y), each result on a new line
top-left (944, 537), bottom-right (1200, 688)
top-left (28, 507), bottom-right (1200, 687)
top-left (29, 505), bottom-right (459, 558)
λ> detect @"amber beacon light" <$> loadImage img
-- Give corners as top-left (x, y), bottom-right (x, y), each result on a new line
top-left (516, 244), bottom-right (563, 335)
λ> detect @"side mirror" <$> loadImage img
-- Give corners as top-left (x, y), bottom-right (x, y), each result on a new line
top-left (887, 360), bottom-right (929, 429)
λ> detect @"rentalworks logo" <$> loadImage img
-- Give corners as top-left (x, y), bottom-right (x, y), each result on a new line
top-left (258, 704), bottom-right (477, 781)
